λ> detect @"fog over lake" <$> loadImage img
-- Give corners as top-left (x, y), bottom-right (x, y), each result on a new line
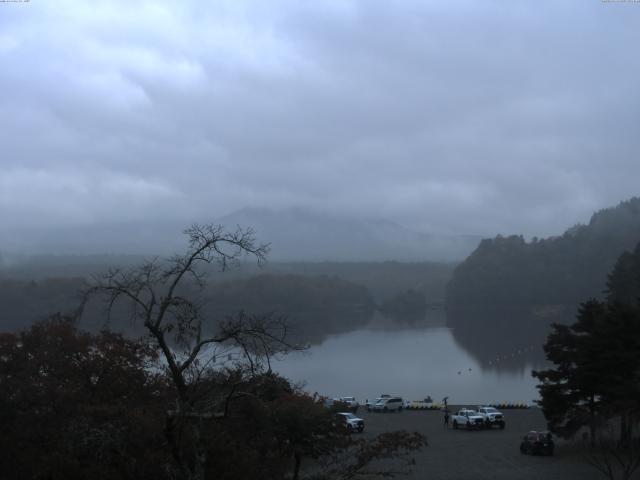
top-left (275, 311), bottom-right (542, 405)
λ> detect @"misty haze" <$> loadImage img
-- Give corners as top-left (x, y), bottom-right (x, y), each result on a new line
top-left (1, 2), bottom-right (640, 480)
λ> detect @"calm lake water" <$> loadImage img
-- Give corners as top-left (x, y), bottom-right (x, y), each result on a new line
top-left (274, 311), bottom-right (543, 405)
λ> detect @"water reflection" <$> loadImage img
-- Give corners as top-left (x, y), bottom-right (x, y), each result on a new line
top-left (447, 306), bottom-right (575, 374)
top-left (285, 308), bottom-right (374, 346)
top-left (275, 310), bottom-right (551, 404)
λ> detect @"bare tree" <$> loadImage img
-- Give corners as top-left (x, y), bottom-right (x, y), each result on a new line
top-left (82, 224), bottom-right (298, 480)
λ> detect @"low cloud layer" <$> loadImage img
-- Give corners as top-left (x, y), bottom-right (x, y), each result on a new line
top-left (1, 0), bottom-right (639, 252)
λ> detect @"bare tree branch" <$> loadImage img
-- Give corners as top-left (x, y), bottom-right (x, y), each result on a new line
top-left (79, 224), bottom-right (290, 480)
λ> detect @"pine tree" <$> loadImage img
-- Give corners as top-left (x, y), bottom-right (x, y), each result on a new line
top-left (534, 241), bottom-right (640, 446)
top-left (606, 243), bottom-right (640, 306)
top-left (533, 300), bottom-right (608, 444)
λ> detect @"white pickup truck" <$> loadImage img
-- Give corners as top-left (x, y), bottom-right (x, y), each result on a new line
top-left (451, 408), bottom-right (486, 430)
top-left (477, 406), bottom-right (505, 429)
top-left (335, 412), bottom-right (365, 433)
top-left (339, 397), bottom-right (360, 413)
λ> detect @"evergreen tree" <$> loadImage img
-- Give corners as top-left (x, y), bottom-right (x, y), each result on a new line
top-left (534, 243), bottom-right (640, 445)
top-left (606, 242), bottom-right (640, 306)
top-left (594, 302), bottom-right (640, 445)
top-left (533, 300), bottom-right (608, 444)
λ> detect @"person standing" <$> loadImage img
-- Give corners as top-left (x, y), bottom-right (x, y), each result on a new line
top-left (442, 396), bottom-right (450, 429)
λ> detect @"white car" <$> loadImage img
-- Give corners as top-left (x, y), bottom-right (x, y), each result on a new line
top-left (477, 406), bottom-right (505, 429)
top-left (367, 397), bottom-right (382, 411)
top-left (451, 409), bottom-right (485, 429)
top-left (371, 396), bottom-right (404, 413)
top-left (366, 395), bottom-right (392, 411)
top-left (335, 412), bottom-right (365, 433)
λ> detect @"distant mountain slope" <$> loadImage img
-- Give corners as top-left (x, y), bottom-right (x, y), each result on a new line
top-left (219, 207), bottom-right (480, 262)
top-left (1, 208), bottom-right (479, 262)
top-left (446, 197), bottom-right (640, 307)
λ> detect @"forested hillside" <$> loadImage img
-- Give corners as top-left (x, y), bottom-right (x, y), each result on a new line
top-left (207, 274), bottom-right (374, 315)
top-left (0, 274), bottom-right (375, 334)
top-left (0, 277), bottom-right (86, 332)
top-left (268, 261), bottom-right (453, 303)
top-left (0, 260), bottom-right (453, 334)
top-left (446, 198), bottom-right (640, 308)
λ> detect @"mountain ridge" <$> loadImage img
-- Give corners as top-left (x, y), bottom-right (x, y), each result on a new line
top-left (218, 206), bottom-right (481, 262)
top-left (446, 197), bottom-right (640, 308)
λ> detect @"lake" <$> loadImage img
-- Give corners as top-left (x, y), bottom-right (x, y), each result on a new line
top-left (274, 310), bottom-right (545, 405)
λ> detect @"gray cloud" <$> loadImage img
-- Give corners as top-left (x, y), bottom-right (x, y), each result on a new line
top-left (1, 0), bottom-right (639, 251)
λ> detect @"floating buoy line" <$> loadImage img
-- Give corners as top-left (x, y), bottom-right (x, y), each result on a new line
top-left (483, 344), bottom-right (538, 367)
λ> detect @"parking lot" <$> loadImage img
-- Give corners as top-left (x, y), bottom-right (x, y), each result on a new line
top-left (357, 407), bottom-right (606, 480)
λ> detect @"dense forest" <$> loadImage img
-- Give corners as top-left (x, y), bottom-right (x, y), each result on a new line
top-left (0, 274), bottom-right (374, 340)
top-left (446, 198), bottom-right (640, 308)
top-left (267, 261), bottom-right (454, 303)
top-left (205, 274), bottom-right (373, 314)
top-left (0, 277), bottom-right (86, 332)
top-left (0, 257), bottom-right (454, 302)
top-left (0, 261), bottom-right (452, 338)
top-left (205, 274), bottom-right (375, 343)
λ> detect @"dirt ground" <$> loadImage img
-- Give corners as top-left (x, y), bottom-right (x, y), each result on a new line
top-left (357, 407), bottom-right (618, 480)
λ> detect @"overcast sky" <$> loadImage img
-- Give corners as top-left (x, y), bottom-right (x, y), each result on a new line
top-left (1, 0), bottom-right (639, 246)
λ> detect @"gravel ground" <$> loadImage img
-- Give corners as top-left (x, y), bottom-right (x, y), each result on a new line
top-left (356, 407), bottom-right (613, 480)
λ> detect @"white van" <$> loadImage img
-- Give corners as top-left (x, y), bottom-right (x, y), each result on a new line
top-left (371, 396), bottom-right (404, 412)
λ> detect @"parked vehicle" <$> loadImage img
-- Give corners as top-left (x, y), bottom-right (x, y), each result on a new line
top-left (324, 397), bottom-right (354, 412)
top-left (339, 396), bottom-right (359, 413)
top-left (408, 397), bottom-right (438, 409)
top-left (477, 406), bottom-right (505, 429)
top-left (451, 409), bottom-right (485, 429)
top-left (520, 431), bottom-right (554, 456)
top-left (335, 412), bottom-right (365, 433)
top-left (371, 396), bottom-right (404, 412)
top-left (366, 396), bottom-right (384, 411)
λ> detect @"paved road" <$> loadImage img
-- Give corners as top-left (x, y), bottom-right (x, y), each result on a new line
top-left (357, 407), bottom-right (613, 480)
